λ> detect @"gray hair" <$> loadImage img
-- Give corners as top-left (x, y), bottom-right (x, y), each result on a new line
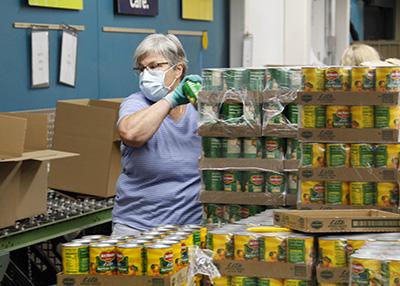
top-left (134, 33), bottom-right (188, 76)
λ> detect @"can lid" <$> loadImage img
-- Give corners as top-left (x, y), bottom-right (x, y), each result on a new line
top-left (146, 244), bottom-right (170, 249)
top-left (90, 243), bottom-right (114, 248)
top-left (81, 235), bottom-right (107, 240)
top-left (118, 243), bottom-right (140, 248)
top-left (71, 239), bottom-right (92, 244)
top-left (63, 242), bottom-right (87, 247)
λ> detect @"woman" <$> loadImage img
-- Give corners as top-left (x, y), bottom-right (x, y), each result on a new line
top-left (112, 34), bottom-right (203, 236)
top-left (341, 43), bottom-right (380, 66)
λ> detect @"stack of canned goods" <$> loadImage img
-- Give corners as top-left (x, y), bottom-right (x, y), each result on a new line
top-left (206, 276), bottom-right (310, 286)
top-left (61, 224), bottom-right (207, 277)
top-left (299, 180), bottom-right (399, 207)
top-left (302, 66), bottom-right (400, 92)
top-left (350, 239), bottom-right (400, 286)
top-left (203, 204), bottom-right (266, 224)
top-left (301, 142), bottom-right (400, 169)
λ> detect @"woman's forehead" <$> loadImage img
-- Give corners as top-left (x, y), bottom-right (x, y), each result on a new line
top-left (140, 53), bottom-right (166, 65)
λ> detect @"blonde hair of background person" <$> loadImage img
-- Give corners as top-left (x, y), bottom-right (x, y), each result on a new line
top-left (341, 43), bottom-right (380, 66)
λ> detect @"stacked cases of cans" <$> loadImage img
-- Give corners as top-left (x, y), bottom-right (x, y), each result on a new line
top-left (350, 238), bottom-right (400, 286)
top-left (318, 233), bottom-right (400, 286)
top-left (202, 137), bottom-right (300, 195)
top-left (61, 225), bottom-right (206, 277)
top-left (203, 204), bottom-right (267, 224)
top-left (206, 276), bottom-right (311, 286)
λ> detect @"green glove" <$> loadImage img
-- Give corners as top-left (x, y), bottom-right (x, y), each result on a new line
top-left (164, 74), bottom-right (203, 108)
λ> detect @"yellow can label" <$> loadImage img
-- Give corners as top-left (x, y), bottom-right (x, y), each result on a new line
top-left (301, 181), bottom-right (325, 204)
top-left (351, 106), bottom-right (374, 128)
top-left (231, 276), bottom-right (258, 286)
top-left (258, 278), bottom-right (284, 286)
top-left (302, 143), bottom-right (326, 168)
top-left (62, 245), bottom-right (89, 275)
top-left (351, 257), bottom-right (381, 285)
top-left (212, 276), bottom-right (231, 286)
top-left (116, 246), bottom-right (143, 276)
top-left (375, 144), bottom-right (400, 168)
top-left (389, 260), bottom-right (400, 286)
top-left (375, 106), bottom-right (400, 129)
top-left (284, 279), bottom-right (309, 286)
top-left (146, 246), bottom-right (174, 276)
top-left (287, 237), bottom-right (314, 264)
top-left (376, 67), bottom-right (400, 92)
top-left (234, 234), bottom-right (259, 261)
top-left (326, 144), bottom-right (350, 168)
top-left (302, 67), bottom-right (325, 91)
top-left (351, 67), bottom-right (375, 92)
top-left (319, 239), bottom-right (346, 267)
top-left (346, 239), bottom-right (367, 257)
top-left (89, 245), bottom-right (116, 275)
top-left (350, 182), bottom-right (376, 206)
top-left (170, 242), bottom-right (182, 272)
top-left (325, 67), bottom-right (349, 91)
top-left (377, 182), bottom-right (399, 208)
top-left (207, 233), bottom-right (233, 260)
top-left (326, 106), bottom-right (351, 128)
top-left (350, 144), bottom-right (375, 168)
top-left (259, 236), bottom-right (287, 262)
top-left (301, 106), bottom-right (326, 128)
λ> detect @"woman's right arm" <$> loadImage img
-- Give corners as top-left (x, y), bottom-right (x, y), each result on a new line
top-left (118, 99), bottom-right (170, 147)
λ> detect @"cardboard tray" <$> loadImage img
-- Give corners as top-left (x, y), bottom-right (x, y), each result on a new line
top-left (262, 124), bottom-right (298, 138)
top-left (296, 204), bottom-right (399, 213)
top-left (200, 158), bottom-right (299, 172)
top-left (198, 91), bottom-right (296, 104)
top-left (317, 266), bottom-right (349, 284)
top-left (213, 260), bottom-right (312, 280)
top-left (299, 167), bottom-right (398, 182)
top-left (295, 91), bottom-right (400, 106)
top-left (273, 209), bottom-right (400, 233)
top-left (298, 128), bottom-right (400, 143)
top-left (198, 123), bottom-right (262, 137)
top-left (200, 191), bottom-right (286, 206)
top-left (57, 268), bottom-right (188, 286)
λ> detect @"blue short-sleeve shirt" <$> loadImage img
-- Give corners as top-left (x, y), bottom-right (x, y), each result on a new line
top-left (112, 92), bottom-right (202, 231)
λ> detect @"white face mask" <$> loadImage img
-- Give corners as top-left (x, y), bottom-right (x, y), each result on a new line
top-left (139, 65), bottom-right (177, 102)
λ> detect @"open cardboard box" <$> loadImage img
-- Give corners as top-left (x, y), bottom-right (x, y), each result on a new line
top-left (49, 99), bottom-right (122, 197)
top-left (317, 266), bottom-right (349, 284)
top-left (0, 113), bottom-right (77, 228)
top-left (57, 267), bottom-right (188, 286)
top-left (273, 209), bottom-right (400, 233)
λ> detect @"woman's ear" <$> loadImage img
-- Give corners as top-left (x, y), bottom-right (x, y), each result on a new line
top-left (174, 63), bottom-right (184, 79)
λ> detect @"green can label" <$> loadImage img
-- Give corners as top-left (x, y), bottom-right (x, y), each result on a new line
top-left (202, 137), bottom-right (222, 158)
top-left (265, 172), bottom-right (285, 193)
top-left (203, 171), bottom-right (223, 191)
top-left (326, 181), bottom-right (345, 204)
top-left (243, 138), bottom-right (263, 158)
top-left (231, 276), bottom-right (258, 286)
top-left (222, 103), bottom-right (243, 124)
top-left (350, 182), bottom-right (376, 205)
top-left (351, 144), bottom-right (375, 168)
top-left (287, 239), bottom-right (306, 264)
top-left (223, 171), bottom-right (242, 192)
top-left (287, 104), bottom-right (299, 124)
top-left (286, 139), bottom-right (301, 160)
top-left (222, 138), bottom-right (242, 158)
top-left (243, 171), bottom-right (265, 192)
top-left (182, 80), bottom-right (202, 105)
top-left (327, 144), bottom-right (349, 167)
top-left (374, 106), bottom-right (391, 128)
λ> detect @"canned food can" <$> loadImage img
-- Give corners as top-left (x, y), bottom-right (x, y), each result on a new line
top-left (286, 104), bottom-right (299, 125)
top-left (158, 240), bottom-right (181, 272)
top-left (388, 260), bottom-right (400, 286)
top-left (71, 239), bottom-right (92, 245)
top-left (223, 68), bottom-right (248, 90)
top-left (62, 243), bottom-right (89, 274)
top-left (263, 136), bottom-right (285, 159)
top-left (258, 278), bottom-right (284, 286)
top-left (117, 243), bottom-right (143, 276)
top-left (223, 171), bottom-right (242, 192)
top-left (259, 234), bottom-right (287, 262)
top-left (319, 237), bottom-right (347, 267)
top-left (210, 276), bottom-right (231, 286)
top-left (377, 182), bottom-right (399, 208)
top-left (375, 106), bottom-right (400, 129)
top-left (221, 102), bottom-right (244, 125)
top-left (301, 143), bottom-right (326, 168)
top-left (243, 102), bottom-right (262, 126)
top-left (231, 276), bottom-right (258, 286)
top-left (183, 80), bottom-right (202, 106)
top-left (301, 106), bottom-right (326, 128)
top-left (202, 68), bottom-right (224, 91)
top-left (265, 102), bottom-right (285, 125)
top-left (205, 204), bottom-right (225, 223)
top-left (199, 102), bottom-right (220, 124)
top-left (287, 235), bottom-right (314, 264)
top-left (351, 106), bottom-right (374, 128)
top-left (203, 137), bottom-right (222, 158)
top-left (89, 243), bottom-right (116, 275)
top-left (234, 232), bottom-right (259, 261)
top-left (203, 170), bottom-right (224, 191)
top-left (222, 138), bottom-right (242, 158)
top-left (325, 66), bottom-right (350, 91)
top-left (325, 181), bottom-right (349, 205)
top-left (82, 235), bottom-right (108, 241)
top-left (227, 204), bottom-right (242, 222)
top-left (376, 66), bottom-right (400, 92)
top-left (286, 138), bottom-right (301, 160)
top-left (284, 280), bottom-right (309, 286)
top-left (375, 144), bottom-right (400, 168)
top-left (145, 244), bottom-right (174, 276)
top-left (243, 137), bottom-right (263, 158)
top-left (351, 255), bottom-right (381, 286)
top-left (326, 144), bottom-right (350, 168)
top-left (248, 67), bottom-right (266, 91)
top-left (351, 144), bottom-right (375, 168)
top-left (350, 182), bottom-right (376, 206)
top-left (243, 171), bottom-right (265, 193)
top-left (265, 172), bottom-right (286, 193)
top-left (351, 67), bottom-right (376, 91)
top-left (268, 67), bottom-right (291, 90)
top-left (207, 230), bottom-right (233, 260)
top-left (326, 106), bottom-right (351, 128)
top-left (287, 174), bottom-right (299, 195)
top-left (345, 235), bottom-right (371, 257)
top-left (300, 181), bottom-right (325, 204)
top-left (302, 67), bottom-right (325, 91)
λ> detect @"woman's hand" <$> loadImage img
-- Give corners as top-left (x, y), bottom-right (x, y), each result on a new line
top-left (164, 74), bottom-right (203, 108)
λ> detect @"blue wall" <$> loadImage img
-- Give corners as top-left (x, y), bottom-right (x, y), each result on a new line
top-left (0, 0), bottom-right (229, 111)
top-left (351, 0), bottom-right (364, 41)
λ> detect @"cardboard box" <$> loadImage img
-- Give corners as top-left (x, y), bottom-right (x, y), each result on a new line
top-left (198, 123), bottom-right (262, 137)
top-left (285, 194), bottom-right (297, 206)
top-left (198, 91), bottom-right (262, 104)
top-left (295, 91), bottom-right (400, 105)
top-left (213, 260), bottom-right (312, 280)
top-left (200, 158), bottom-right (285, 171)
top-left (200, 191), bottom-right (286, 206)
top-left (0, 113), bottom-right (77, 228)
top-left (317, 266), bottom-right (349, 284)
top-left (57, 267), bottom-right (188, 286)
top-left (262, 124), bottom-right (298, 138)
top-left (49, 99), bottom-right (122, 197)
top-left (273, 209), bottom-right (400, 233)
top-left (298, 128), bottom-right (400, 143)
top-left (296, 203), bottom-right (399, 213)
top-left (299, 167), bottom-right (397, 182)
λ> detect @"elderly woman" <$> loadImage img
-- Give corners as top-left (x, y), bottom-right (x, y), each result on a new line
top-left (112, 34), bottom-right (203, 236)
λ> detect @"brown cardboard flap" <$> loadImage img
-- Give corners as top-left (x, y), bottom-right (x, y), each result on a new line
top-left (317, 266), bottom-right (349, 283)
top-left (299, 167), bottom-right (397, 182)
top-left (284, 160), bottom-right (300, 170)
top-left (89, 99), bottom-right (122, 141)
top-left (295, 91), bottom-right (400, 105)
top-left (299, 128), bottom-right (400, 143)
top-left (0, 150), bottom-right (78, 162)
top-left (0, 162), bottom-right (20, 228)
top-left (262, 124), bottom-right (298, 138)
top-left (0, 115), bottom-right (26, 158)
top-left (285, 194), bottom-right (297, 206)
top-left (200, 158), bottom-right (284, 171)
top-left (198, 123), bottom-right (262, 137)
top-left (200, 191), bottom-right (285, 205)
top-left (214, 260), bottom-right (312, 280)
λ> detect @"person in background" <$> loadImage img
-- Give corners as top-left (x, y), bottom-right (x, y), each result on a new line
top-left (341, 43), bottom-right (381, 66)
top-left (112, 34), bottom-right (203, 236)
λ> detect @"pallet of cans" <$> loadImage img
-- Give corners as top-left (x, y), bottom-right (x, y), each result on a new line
top-left (349, 237), bottom-right (400, 286)
top-left (204, 224), bottom-right (314, 282)
top-left (58, 225), bottom-right (207, 286)
top-left (316, 233), bottom-right (400, 285)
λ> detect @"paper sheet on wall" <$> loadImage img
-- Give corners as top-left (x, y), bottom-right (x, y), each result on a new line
top-left (31, 30), bottom-right (50, 88)
top-left (182, 0), bottom-right (213, 21)
top-left (59, 31), bottom-right (78, 87)
top-left (28, 0), bottom-right (83, 10)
